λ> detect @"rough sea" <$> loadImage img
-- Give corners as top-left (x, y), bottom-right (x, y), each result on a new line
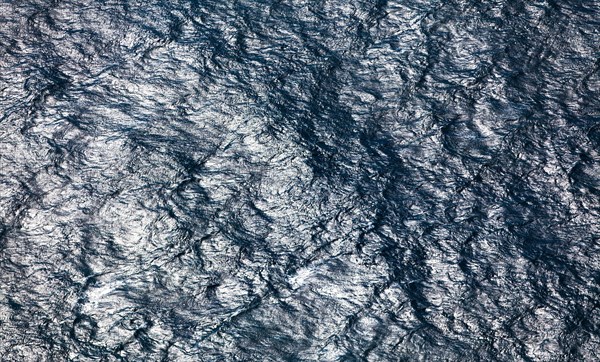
top-left (1, 0), bottom-right (599, 360)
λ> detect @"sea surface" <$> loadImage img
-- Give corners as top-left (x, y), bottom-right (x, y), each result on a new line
top-left (1, 0), bottom-right (599, 361)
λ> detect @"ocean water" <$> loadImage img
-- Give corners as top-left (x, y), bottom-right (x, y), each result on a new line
top-left (0, 0), bottom-right (599, 360)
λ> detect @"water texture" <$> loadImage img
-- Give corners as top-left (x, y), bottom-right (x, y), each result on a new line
top-left (1, 0), bottom-right (599, 360)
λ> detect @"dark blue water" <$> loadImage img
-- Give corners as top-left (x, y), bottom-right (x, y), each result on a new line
top-left (1, 0), bottom-right (599, 360)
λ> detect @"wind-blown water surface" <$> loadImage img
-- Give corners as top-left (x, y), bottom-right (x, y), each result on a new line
top-left (1, 0), bottom-right (599, 360)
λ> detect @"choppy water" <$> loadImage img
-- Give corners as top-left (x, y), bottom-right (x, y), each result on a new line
top-left (1, 0), bottom-right (599, 360)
